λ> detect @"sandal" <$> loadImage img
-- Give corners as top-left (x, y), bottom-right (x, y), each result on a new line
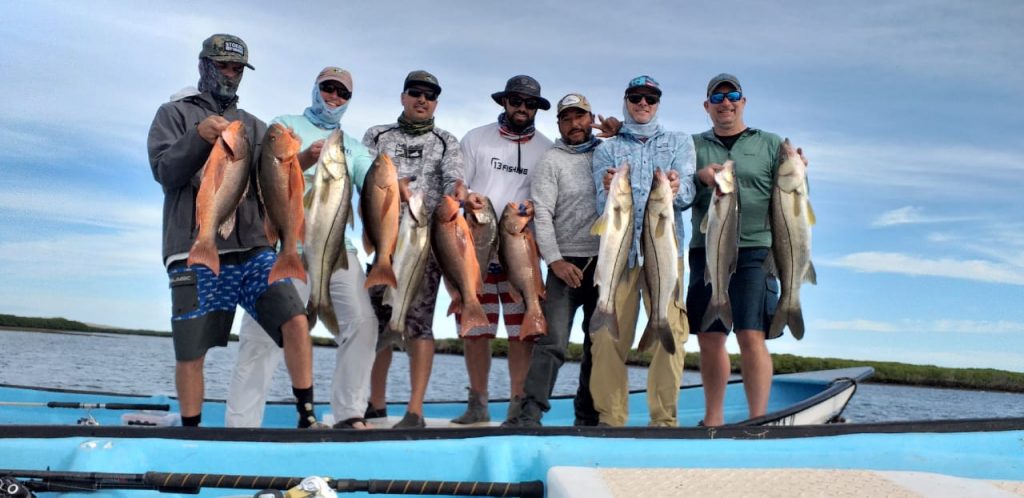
top-left (333, 417), bottom-right (371, 430)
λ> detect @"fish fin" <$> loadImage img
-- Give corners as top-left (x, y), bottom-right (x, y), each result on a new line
top-left (637, 323), bottom-right (654, 352)
top-left (347, 207), bottom-right (354, 228)
top-left (288, 159), bottom-right (306, 240)
top-left (320, 298), bottom-right (340, 336)
top-left (305, 302), bottom-right (318, 332)
top-left (446, 288), bottom-right (463, 316)
top-left (699, 212), bottom-right (709, 234)
top-left (507, 284), bottom-right (523, 304)
top-left (187, 237), bottom-right (221, 276)
top-left (263, 215), bottom-right (279, 248)
top-left (704, 265), bottom-right (712, 286)
top-left (382, 185), bottom-right (397, 220)
top-left (303, 187), bottom-right (314, 211)
top-left (806, 198), bottom-right (817, 225)
top-left (364, 260), bottom-right (398, 289)
top-left (590, 214), bottom-right (607, 236)
top-left (218, 212), bottom-right (236, 239)
top-left (792, 193), bottom-right (802, 217)
top-left (363, 231), bottom-right (375, 255)
top-left (268, 250), bottom-right (307, 284)
top-left (805, 261), bottom-right (818, 285)
top-left (382, 287), bottom-right (395, 308)
top-left (655, 212), bottom-right (669, 239)
top-left (762, 252), bottom-right (778, 278)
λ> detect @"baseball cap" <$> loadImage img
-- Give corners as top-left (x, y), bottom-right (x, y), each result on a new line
top-left (404, 70), bottom-right (442, 95)
top-left (706, 73), bottom-right (742, 96)
top-left (556, 93), bottom-right (592, 116)
top-left (316, 67), bottom-right (353, 92)
top-left (625, 75), bottom-right (661, 96)
top-left (199, 34), bottom-right (254, 70)
top-left (491, 75), bottom-right (551, 110)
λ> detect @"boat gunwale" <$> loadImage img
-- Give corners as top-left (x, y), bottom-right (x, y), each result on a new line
top-left (2, 416), bottom-right (1022, 443)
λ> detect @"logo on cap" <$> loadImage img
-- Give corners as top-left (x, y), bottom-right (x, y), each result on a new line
top-left (224, 41), bottom-right (245, 57)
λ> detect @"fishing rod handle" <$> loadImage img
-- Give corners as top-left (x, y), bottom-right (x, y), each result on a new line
top-left (46, 402), bottom-right (172, 411)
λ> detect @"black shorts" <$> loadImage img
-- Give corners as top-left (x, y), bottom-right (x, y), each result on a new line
top-left (686, 247), bottom-right (779, 336)
top-left (167, 248), bottom-right (305, 361)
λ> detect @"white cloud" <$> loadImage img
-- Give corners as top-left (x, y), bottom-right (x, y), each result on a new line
top-left (832, 251), bottom-right (1024, 285)
top-left (815, 318), bottom-right (1024, 334)
top-left (871, 206), bottom-right (976, 228)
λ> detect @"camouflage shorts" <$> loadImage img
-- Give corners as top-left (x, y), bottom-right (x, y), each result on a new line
top-left (369, 254), bottom-right (442, 341)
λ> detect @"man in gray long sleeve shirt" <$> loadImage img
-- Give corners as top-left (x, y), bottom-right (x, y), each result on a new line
top-left (502, 93), bottom-right (602, 427)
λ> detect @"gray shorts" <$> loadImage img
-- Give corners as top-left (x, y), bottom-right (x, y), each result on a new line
top-left (167, 248), bottom-right (305, 361)
top-left (368, 254), bottom-right (442, 341)
top-left (686, 247), bottom-right (779, 336)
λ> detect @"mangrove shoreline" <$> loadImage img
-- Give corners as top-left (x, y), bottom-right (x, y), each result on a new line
top-left (3, 313), bottom-right (1022, 393)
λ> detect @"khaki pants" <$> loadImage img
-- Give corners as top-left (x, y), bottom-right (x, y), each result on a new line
top-left (590, 259), bottom-right (689, 427)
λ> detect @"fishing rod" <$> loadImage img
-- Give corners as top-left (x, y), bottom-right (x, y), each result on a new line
top-left (0, 470), bottom-right (545, 497)
top-left (0, 401), bottom-right (171, 411)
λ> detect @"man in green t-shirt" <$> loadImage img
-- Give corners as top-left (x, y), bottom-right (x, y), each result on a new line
top-left (687, 73), bottom-right (804, 427)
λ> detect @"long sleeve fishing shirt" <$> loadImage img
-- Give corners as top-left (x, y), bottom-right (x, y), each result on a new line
top-left (591, 129), bottom-right (696, 267)
top-left (361, 124), bottom-right (465, 213)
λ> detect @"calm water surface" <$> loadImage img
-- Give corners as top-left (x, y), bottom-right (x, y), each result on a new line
top-left (1, 330), bottom-right (1021, 423)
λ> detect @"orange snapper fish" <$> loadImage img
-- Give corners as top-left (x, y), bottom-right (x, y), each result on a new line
top-left (258, 123), bottom-right (306, 284)
top-left (187, 120), bottom-right (250, 275)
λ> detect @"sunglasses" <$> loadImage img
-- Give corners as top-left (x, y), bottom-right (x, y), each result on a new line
top-left (405, 88), bottom-right (438, 101)
top-left (625, 94), bottom-right (660, 105)
top-left (709, 91), bottom-right (742, 104)
top-left (319, 82), bottom-right (352, 100)
top-left (506, 96), bottom-right (541, 110)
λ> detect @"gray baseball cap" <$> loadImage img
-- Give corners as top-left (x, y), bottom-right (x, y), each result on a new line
top-left (199, 34), bottom-right (254, 70)
top-left (706, 73), bottom-right (742, 96)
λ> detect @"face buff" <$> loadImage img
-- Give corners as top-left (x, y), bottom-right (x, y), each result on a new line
top-left (197, 58), bottom-right (242, 106)
top-left (304, 82), bottom-right (349, 130)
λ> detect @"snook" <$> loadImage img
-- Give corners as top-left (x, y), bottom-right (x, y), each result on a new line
top-left (589, 163), bottom-right (633, 339)
top-left (700, 160), bottom-right (740, 332)
top-left (768, 139), bottom-right (816, 339)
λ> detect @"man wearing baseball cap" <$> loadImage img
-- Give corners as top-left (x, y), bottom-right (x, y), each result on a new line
top-left (454, 75), bottom-right (554, 426)
top-left (362, 70), bottom-right (469, 429)
top-left (502, 93), bottom-right (606, 427)
top-left (688, 73), bottom-right (804, 427)
top-left (147, 34), bottom-right (319, 428)
top-left (590, 75), bottom-right (695, 427)
top-left (225, 66), bottom-right (378, 430)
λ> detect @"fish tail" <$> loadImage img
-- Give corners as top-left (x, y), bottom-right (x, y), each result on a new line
top-left (187, 236), bottom-right (220, 275)
top-left (364, 260), bottom-right (398, 289)
top-left (268, 250), bottom-right (306, 284)
top-left (771, 305), bottom-right (805, 340)
top-left (305, 301), bottom-right (319, 333)
top-left (459, 302), bottom-right (489, 337)
top-left (701, 300), bottom-right (733, 332)
top-left (519, 305), bottom-right (547, 339)
top-left (589, 309), bottom-right (619, 340)
top-left (376, 327), bottom-right (404, 353)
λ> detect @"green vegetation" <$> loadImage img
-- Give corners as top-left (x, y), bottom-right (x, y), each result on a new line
top-left (0, 313), bottom-right (170, 338)
top-left (4, 314), bottom-right (1022, 392)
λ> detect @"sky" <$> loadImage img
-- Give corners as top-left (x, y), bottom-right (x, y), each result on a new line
top-left (1, 1), bottom-right (1022, 373)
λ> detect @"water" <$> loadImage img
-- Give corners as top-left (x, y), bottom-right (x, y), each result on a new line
top-left (1, 330), bottom-right (1022, 423)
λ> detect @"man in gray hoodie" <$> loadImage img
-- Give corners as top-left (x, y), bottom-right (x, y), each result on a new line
top-left (502, 93), bottom-right (604, 427)
top-left (147, 34), bottom-right (318, 428)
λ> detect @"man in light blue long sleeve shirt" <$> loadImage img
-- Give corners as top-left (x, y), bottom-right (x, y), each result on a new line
top-left (589, 75), bottom-right (695, 427)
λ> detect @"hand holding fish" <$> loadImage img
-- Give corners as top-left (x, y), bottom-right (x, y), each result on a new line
top-left (398, 176), bottom-right (415, 203)
top-left (592, 114), bottom-right (622, 138)
top-left (550, 259), bottom-right (583, 288)
top-left (452, 179), bottom-right (470, 203)
top-left (197, 115), bottom-right (230, 144)
top-left (602, 168), bottom-right (616, 191)
top-left (466, 192), bottom-right (486, 211)
top-left (299, 139), bottom-right (325, 169)
top-left (666, 170), bottom-right (680, 194)
top-left (697, 163), bottom-right (725, 187)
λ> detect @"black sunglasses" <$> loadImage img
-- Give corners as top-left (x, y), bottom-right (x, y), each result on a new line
top-left (506, 96), bottom-right (541, 110)
top-left (319, 82), bottom-right (352, 100)
top-left (625, 94), bottom-right (660, 105)
top-left (405, 88), bottom-right (438, 101)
